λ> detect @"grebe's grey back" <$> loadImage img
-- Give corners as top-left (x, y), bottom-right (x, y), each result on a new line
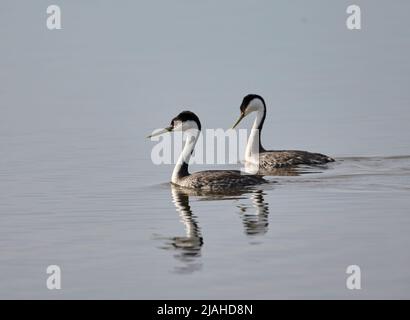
top-left (148, 111), bottom-right (266, 191)
top-left (232, 94), bottom-right (334, 169)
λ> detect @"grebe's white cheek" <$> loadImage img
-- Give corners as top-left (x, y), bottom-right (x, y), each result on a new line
top-left (181, 120), bottom-right (199, 131)
top-left (247, 98), bottom-right (264, 113)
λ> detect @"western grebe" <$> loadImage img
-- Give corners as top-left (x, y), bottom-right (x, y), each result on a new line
top-left (232, 94), bottom-right (335, 169)
top-left (148, 111), bottom-right (266, 190)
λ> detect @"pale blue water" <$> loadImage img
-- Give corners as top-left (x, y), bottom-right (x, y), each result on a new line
top-left (0, 1), bottom-right (410, 299)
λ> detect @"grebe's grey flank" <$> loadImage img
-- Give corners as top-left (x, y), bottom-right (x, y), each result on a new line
top-left (232, 94), bottom-right (335, 168)
top-left (148, 111), bottom-right (266, 190)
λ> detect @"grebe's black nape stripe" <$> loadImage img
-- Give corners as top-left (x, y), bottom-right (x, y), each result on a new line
top-left (178, 162), bottom-right (189, 178)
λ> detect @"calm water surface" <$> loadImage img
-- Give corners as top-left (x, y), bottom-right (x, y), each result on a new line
top-left (1, 142), bottom-right (409, 298)
top-left (1, 1), bottom-right (410, 299)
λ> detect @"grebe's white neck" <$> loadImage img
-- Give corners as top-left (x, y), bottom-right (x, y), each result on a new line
top-left (245, 107), bottom-right (265, 163)
top-left (172, 123), bottom-right (200, 184)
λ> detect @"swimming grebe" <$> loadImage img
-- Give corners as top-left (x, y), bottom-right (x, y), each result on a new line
top-left (148, 111), bottom-right (266, 190)
top-left (232, 94), bottom-right (334, 169)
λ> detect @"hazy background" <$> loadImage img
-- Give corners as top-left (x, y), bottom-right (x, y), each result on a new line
top-left (0, 0), bottom-right (409, 299)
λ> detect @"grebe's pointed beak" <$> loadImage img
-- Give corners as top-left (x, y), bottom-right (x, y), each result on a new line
top-left (146, 126), bottom-right (173, 139)
top-left (231, 113), bottom-right (245, 129)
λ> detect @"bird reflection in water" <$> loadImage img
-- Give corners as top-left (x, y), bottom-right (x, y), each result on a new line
top-left (157, 166), bottom-right (325, 273)
top-left (237, 190), bottom-right (269, 236)
top-left (159, 185), bottom-right (204, 274)
top-left (160, 184), bottom-right (273, 274)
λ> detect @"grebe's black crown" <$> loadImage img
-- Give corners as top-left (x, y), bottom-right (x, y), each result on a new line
top-left (240, 94), bottom-right (266, 113)
top-left (171, 111), bottom-right (201, 131)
